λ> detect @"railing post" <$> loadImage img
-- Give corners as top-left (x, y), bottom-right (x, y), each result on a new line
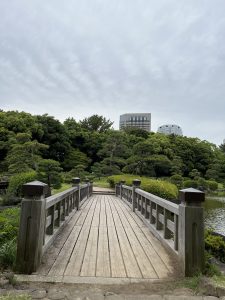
top-left (120, 180), bottom-right (125, 199)
top-left (72, 177), bottom-right (80, 210)
top-left (16, 181), bottom-right (48, 274)
top-left (178, 188), bottom-right (205, 276)
top-left (132, 179), bottom-right (141, 212)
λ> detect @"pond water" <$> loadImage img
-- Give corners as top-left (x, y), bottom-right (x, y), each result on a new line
top-left (204, 197), bottom-right (225, 235)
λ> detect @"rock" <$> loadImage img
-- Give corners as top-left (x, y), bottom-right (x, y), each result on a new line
top-left (173, 288), bottom-right (195, 296)
top-left (30, 289), bottom-right (47, 299)
top-left (47, 288), bottom-right (68, 300)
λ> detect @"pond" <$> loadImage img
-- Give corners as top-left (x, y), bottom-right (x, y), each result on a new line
top-left (204, 197), bottom-right (225, 235)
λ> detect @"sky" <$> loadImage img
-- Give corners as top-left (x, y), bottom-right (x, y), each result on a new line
top-left (0, 0), bottom-right (225, 145)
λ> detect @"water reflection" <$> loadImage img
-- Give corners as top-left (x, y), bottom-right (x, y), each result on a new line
top-left (204, 197), bottom-right (225, 235)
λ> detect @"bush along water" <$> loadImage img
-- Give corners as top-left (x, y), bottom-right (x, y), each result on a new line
top-left (107, 174), bottom-right (178, 200)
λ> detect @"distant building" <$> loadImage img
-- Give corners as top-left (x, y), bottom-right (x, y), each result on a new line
top-left (157, 124), bottom-right (183, 136)
top-left (119, 113), bottom-right (151, 132)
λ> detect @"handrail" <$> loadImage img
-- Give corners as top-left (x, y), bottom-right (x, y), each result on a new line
top-left (16, 180), bottom-right (93, 274)
top-left (116, 182), bottom-right (205, 276)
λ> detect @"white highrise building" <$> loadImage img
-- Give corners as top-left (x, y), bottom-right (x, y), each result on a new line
top-left (119, 113), bottom-right (151, 132)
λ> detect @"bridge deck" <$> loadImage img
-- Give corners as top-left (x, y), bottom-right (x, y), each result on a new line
top-left (37, 194), bottom-right (176, 282)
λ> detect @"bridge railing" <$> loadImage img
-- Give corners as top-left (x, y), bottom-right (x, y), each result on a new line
top-left (116, 180), bottom-right (205, 276)
top-left (16, 178), bottom-right (92, 274)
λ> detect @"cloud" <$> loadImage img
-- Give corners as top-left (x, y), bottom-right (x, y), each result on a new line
top-left (0, 0), bottom-right (225, 144)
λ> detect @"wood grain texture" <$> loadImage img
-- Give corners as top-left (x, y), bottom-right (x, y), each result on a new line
top-left (37, 194), bottom-right (175, 279)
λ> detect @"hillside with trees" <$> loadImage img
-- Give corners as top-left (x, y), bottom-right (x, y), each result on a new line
top-left (0, 109), bottom-right (225, 202)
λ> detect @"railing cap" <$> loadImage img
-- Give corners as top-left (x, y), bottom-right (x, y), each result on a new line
top-left (72, 177), bottom-right (80, 184)
top-left (133, 179), bottom-right (141, 187)
top-left (179, 188), bottom-right (205, 205)
top-left (22, 181), bottom-right (49, 197)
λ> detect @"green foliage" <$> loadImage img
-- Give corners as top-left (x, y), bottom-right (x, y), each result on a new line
top-left (170, 174), bottom-right (184, 189)
top-left (204, 251), bottom-right (221, 277)
top-left (0, 208), bottom-right (20, 270)
top-left (107, 174), bottom-right (178, 200)
top-left (37, 159), bottom-right (62, 189)
top-left (0, 238), bottom-right (17, 269)
top-left (80, 114), bottom-right (113, 132)
top-left (183, 179), bottom-right (198, 189)
top-left (207, 180), bottom-right (218, 191)
top-left (5, 171), bottom-right (37, 204)
top-left (0, 208), bottom-right (20, 246)
top-left (205, 230), bottom-right (225, 263)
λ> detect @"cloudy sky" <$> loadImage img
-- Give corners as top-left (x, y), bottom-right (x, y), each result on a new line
top-left (0, 0), bottom-right (225, 144)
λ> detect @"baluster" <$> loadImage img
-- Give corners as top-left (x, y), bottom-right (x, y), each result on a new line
top-left (61, 198), bottom-right (66, 221)
top-left (141, 195), bottom-right (144, 215)
top-left (55, 201), bottom-right (61, 227)
top-left (156, 205), bottom-right (162, 230)
top-left (145, 198), bottom-right (148, 218)
top-left (163, 208), bottom-right (170, 239)
top-left (149, 201), bottom-right (154, 224)
top-left (174, 214), bottom-right (178, 251)
top-left (46, 205), bottom-right (55, 235)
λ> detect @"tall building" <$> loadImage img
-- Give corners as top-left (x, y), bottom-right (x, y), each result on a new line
top-left (119, 113), bottom-right (151, 132)
top-left (157, 124), bottom-right (183, 136)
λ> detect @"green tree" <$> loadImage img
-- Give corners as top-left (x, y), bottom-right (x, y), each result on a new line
top-left (80, 115), bottom-right (113, 133)
top-left (37, 159), bottom-right (63, 189)
top-left (6, 133), bottom-right (48, 174)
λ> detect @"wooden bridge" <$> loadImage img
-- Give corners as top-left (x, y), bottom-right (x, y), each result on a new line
top-left (16, 179), bottom-right (205, 283)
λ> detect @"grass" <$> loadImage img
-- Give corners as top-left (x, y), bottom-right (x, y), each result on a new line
top-left (212, 275), bottom-right (225, 287)
top-left (52, 183), bottom-right (72, 195)
top-left (177, 275), bottom-right (202, 291)
top-left (93, 177), bottom-right (110, 188)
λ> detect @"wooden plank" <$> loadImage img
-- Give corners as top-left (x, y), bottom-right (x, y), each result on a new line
top-left (37, 198), bottom-right (91, 275)
top-left (80, 199), bottom-right (101, 276)
top-left (64, 197), bottom-right (98, 276)
top-left (112, 198), bottom-right (158, 279)
top-left (47, 197), bottom-right (95, 276)
top-left (114, 197), bottom-right (173, 278)
top-left (96, 196), bottom-right (111, 277)
top-left (104, 197), bottom-right (126, 278)
top-left (108, 197), bottom-right (142, 278)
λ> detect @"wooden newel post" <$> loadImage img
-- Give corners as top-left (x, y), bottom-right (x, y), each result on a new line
top-left (120, 180), bottom-right (125, 199)
top-left (178, 188), bottom-right (205, 276)
top-left (132, 179), bottom-right (141, 212)
top-left (16, 181), bottom-right (48, 274)
top-left (72, 177), bottom-right (80, 209)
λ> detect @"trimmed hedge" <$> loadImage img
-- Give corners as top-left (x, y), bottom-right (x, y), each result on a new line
top-left (107, 174), bottom-right (178, 200)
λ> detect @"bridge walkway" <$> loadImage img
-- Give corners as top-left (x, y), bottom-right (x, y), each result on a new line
top-left (34, 194), bottom-right (176, 283)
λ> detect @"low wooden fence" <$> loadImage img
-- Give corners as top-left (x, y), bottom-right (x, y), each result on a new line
top-left (116, 180), bottom-right (205, 276)
top-left (16, 179), bottom-right (92, 274)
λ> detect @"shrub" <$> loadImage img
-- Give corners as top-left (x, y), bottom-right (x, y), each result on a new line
top-left (0, 238), bottom-right (17, 269)
top-left (0, 208), bottom-right (20, 247)
top-left (183, 179), bottom-right (198, 189)
top-left (170, 174), bottom-right (183, 189)
top-left (4, 171), bottom-right (37, 204)
top-left (206, 180), bottom-right (218, 191)
top-left (205, 229), bottom-right (225, 263)
top-left (107, 174), bottom-right (178, 200)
